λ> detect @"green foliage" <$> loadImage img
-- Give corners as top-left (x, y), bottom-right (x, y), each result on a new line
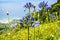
top-left (0, 0), bottom-right (60, 40)
top-left (0, 20), bottom-right (60, 40)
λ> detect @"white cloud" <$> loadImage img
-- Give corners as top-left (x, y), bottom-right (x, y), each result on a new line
top-left (0, 20), bottom-right (8, 23)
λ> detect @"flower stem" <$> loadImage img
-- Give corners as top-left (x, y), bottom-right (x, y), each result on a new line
top-left (28, 8), bottom-right (30, 40)
top-left (34, 27), bottom-right (35, 40)
top-left (8, 14), bottom-right (10, 28)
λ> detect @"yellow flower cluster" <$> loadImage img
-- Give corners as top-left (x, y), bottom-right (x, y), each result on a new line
top-left (0, 20), bottom-right (60, 40)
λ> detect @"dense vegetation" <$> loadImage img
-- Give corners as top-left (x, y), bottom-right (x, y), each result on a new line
top-left (0, 20), bottom-right (60, 40)
top-left (0, 0), bottom-right (60, 40)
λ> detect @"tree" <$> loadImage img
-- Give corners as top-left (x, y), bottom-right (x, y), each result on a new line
top-left (51, 0), bottom-right (60, 20)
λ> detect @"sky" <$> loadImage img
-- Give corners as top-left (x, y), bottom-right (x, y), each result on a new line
top-left (0, 0), bottom-right (57, 23)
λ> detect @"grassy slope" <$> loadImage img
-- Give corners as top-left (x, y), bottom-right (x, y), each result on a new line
top-left (0, 20), bottom-right (60, 40)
